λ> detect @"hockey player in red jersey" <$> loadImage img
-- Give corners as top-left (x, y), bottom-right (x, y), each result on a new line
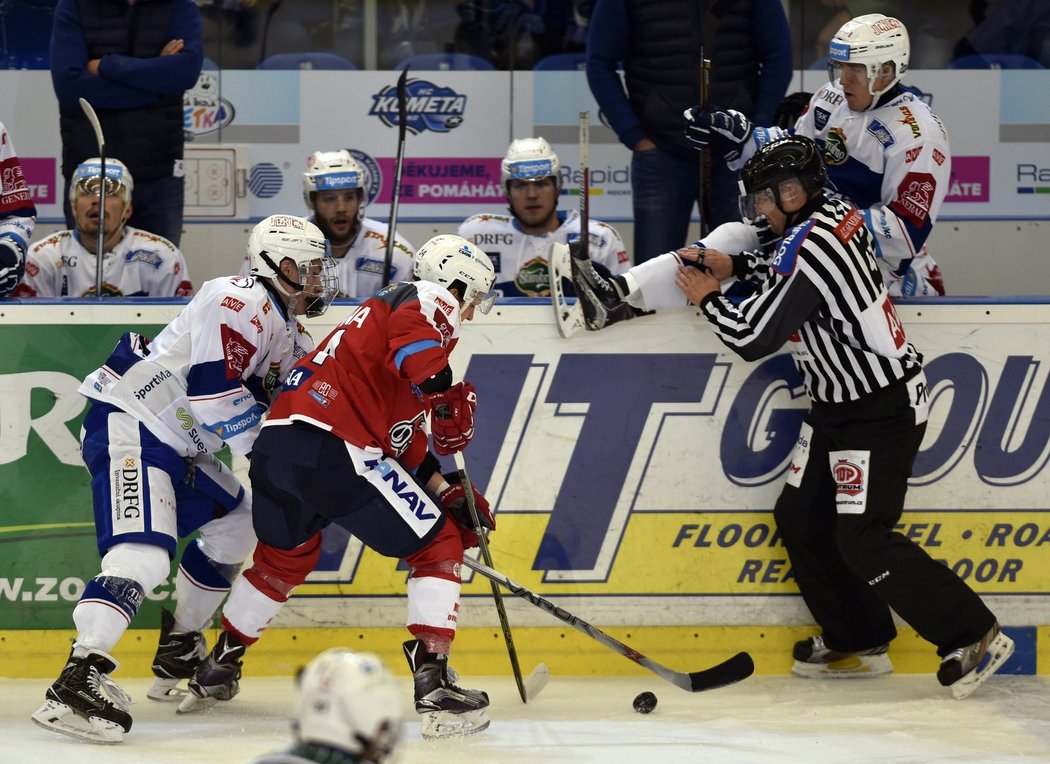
top-left (179, 234), bottom-right (499, 740)
top-left (31, 215), bottom-right (338, 744)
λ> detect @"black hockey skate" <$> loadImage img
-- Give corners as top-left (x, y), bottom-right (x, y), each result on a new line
top-left (937, 622), bottom-right (1014, 699)
top-left (791, 635), bottom-right (892, 678)
top-left (403, 639), bottom-right (490, 738)
top-left (148, 607), bottom-right (207, 702)
top-left (31, 648), bottom-right (133, 744)
top-left (568, 243), bottom-right (639, 331)
top-left (177, 629), bottom-right (246, 714)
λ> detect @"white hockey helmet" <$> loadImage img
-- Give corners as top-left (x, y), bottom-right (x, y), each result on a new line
top-left (247, 214), bottom-right (338, 317)
top-left (501, 137), bottom-right (561, 186)
top-left (294, 649), bottom-right (403, 763)
top-left (70, 157), bottom-right (134, 206)
top-left (414, 234), bottom-right (497, 314)
top-left (303, 149), bottom-right (367, 217)
top-left (828, 14), bottom-right (910, 103)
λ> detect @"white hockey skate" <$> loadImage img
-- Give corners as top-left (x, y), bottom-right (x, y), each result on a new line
top-left (549, 242), bottom-right (586, 338)
top-left (938, 622), bottom-right (1015, 699)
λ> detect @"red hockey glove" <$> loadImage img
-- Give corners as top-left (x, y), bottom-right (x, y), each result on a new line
top-left (429, 381), bottom-right (477, 456)
top-left (437, 472), bottom-right (494, 550)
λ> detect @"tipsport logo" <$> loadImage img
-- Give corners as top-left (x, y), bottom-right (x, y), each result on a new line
top-left (369, 79), bottom-right (466, 134)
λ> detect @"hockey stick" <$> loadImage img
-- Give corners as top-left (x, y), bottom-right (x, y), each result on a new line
top-left (78, 97), bottom-right (106, 299)
top-left (462, 556), bottom-right (755, 693)
top-left (453, 450), bottom-right (533, 703)
top-left (549, 113), bottom-right (590, 338)
top-left (577, 110), bottom-right (589, 258)
top-left (698, 51), bottom-right (712, 238)
top-left (257, 0), bottom-right (285, 66)
top-left (382, 67), bottom-right (409, 287)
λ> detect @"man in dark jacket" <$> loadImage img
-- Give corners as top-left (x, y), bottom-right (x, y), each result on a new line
top-left (586, 0), bottom-right (791, 263)
top-left (50, 0), bottom-right (203, 246)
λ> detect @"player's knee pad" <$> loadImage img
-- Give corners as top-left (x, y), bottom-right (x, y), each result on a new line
top-left (243, 535), bottom-right (322, 601)
top-left (84, 542), bottom-right (168, 622)
top-left (100, 542), bottom-right (171, 593)
top-left (179, 537), bottom-right (242, 591)
top-left (404, 521), bottom-right (464, 582)
top-left (195, 494), bottom-right (256, 565)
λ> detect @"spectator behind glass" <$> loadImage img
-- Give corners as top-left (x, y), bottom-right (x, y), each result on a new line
top-left (0, 119), bottom-right (37, 299)
top-left (954, 0), bottom-right (1050, 67)
top-left (585, 0), bottom-right (792, 263)
top-left (50, 0), bottom-right (203, 247)
top-left (15, 158), bottom-right (192, 298)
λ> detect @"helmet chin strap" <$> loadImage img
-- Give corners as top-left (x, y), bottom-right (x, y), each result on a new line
top-left (259, 250), bottom-right (305, 294)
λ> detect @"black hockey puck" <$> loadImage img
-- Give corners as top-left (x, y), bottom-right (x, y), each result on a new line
top-left (633, 691), bottom-right (657, 714)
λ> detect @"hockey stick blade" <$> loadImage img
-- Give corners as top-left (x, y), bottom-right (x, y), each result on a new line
top-left (462, 557), bottom-right (754, 693)
top-left (524, 662), bottom-right (550, 700)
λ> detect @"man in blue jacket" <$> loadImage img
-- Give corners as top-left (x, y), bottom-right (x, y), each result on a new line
top-left (585, 0), bottom-right (792, 263)
top-left (50, 0), bottom-right (203, 246)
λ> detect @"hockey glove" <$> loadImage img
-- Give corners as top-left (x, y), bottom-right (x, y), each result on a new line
top-left (683, 106), bottom-right (753, 162)
top-left (0, 241), bottom-right (24, 298)
top-left (429, 381), bottom-right (477, 456)
top-left (437, 472), bottom-right (495, 550)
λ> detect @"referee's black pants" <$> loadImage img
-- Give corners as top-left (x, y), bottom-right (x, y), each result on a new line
top-left (773, 380), bottom-right (997, 657)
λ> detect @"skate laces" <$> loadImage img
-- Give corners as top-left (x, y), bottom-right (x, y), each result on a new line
top-left (90, 667), bottom-right (132, 711)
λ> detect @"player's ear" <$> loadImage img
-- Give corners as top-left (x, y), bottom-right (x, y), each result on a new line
top-left (122, 201), bottom-right (133, 223)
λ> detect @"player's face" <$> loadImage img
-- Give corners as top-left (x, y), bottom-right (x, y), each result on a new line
top-left (835, 62), bottom-right (894, 111)
top-left (313, 189), bottom-right (361, 245)
top-left (507, 177), bottom-right (558, 232)
top-left (73, 181), bottom-right (129, 242)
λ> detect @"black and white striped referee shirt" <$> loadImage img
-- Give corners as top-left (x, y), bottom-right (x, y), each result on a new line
top-left (700, 196), bottom-right (923, 404)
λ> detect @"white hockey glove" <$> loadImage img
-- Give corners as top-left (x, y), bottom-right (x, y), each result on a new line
top-left (0, 240), bottom-right (24, 298)
top-left (683, 106), bottom-right (753, 162)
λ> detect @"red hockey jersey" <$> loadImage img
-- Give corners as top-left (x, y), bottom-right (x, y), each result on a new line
top-left (263, 280), bottom-right (462, 469)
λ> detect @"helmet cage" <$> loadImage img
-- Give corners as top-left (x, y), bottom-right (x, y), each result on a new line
top-left (247, 214), bottom-right (338, 317)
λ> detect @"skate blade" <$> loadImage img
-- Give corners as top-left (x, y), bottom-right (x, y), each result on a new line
top-left (524, 663), bottom-right (550, 700)
top-left (791, 653), bottom-right (893, 678)
top-left (951, 632), bottom-right (1015, 700)
top-left (148, 676), bottom-right (191, 702)
top-left (420, 709), bottom-right (490, 739)
top-left (176, 692), bottom-right (217, 714)
top-left (31, 699), bottom-right (124, 744)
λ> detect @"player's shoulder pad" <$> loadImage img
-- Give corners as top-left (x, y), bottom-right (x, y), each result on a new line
top-left (770, 219), bottom-right (815, 276)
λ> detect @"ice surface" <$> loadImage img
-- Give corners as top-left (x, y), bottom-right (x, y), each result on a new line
top-left (6, 673), bottom-right (1050, 763)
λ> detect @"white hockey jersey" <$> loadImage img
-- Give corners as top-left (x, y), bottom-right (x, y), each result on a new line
top-left (17, 227), bottom-right (192, 297)
top-left (79, 276), bottom-right (314, 458)
top-left (738, 84), bottom-right (950, 297)
top-left (458, 209), bottom-right (630, 297)
top-left (238, 217), bottom-right (414, 298)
